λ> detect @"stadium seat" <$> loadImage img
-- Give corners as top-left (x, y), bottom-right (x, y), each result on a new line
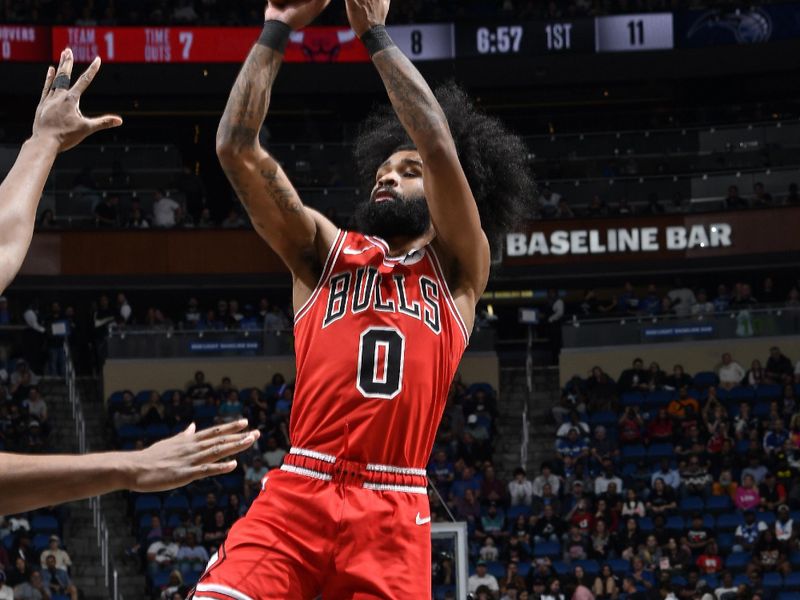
top-left (644, 390), bottom-right (673, 407)
top-left (193, 405), bottom-right (218, 427)
top-left (638, 517), bottom-right (654, 532)
top-left (717, 532), bottom-right (734, 552)
top-left (1, 535), bottom-right (12, 551)
top-left (705, 495), bottom-right (733, 513)
top-left (166, 515), bottom-right (182, 529)
top-left (757, 511), bottom-right (776, 525)
top-left (785, 573), bottom-right (800, 590)
top-left (665, 516), bottom-right (685, 531)
top-left (733, 574), bottom-right (750, 587)
top-left (117, 424), bottom-right (145, 440)
top-left (219, 473), bottom-right (244, 493)
top-left (716, 513), bottom-right (743, 531)
top-left (533, 541), bottom-right (561, 559)
top-left (135, 390), bottom-right (154, 406)
top-left (589, 411), bottom-right (618, 427)
top-left (791, 551), bottom-right (800, 567)
top-left (164, 494), bottom-right (190, 516)
top-left (608, 559), bottom-right (630, 575)
top-left (507, 505), bottom-right (531, 520)
top-left (693, 371), bottom-right (719, 388)
top-left (487, 561), bottom-right (505, 578)
top-left (552, 562), bottom-right (570, 576)
top-left (191, 495), bottom-right (207, 511)
top-left (32, 534), bottom-right (51, 553)
top-left (107, 391), bottom-right (127, 409)
top-left (621, 392), bottom-right (643, 407)
top-left (777, 593), bottom-right (800, 600)
top-left (671, 575), bottom-right (687, 587)
top-left (517, 562), bottom-right (531, 577)
top-left (764, 573), bottom-right (783, 590)
top-left (679, 496), bottom-right (704, 515)
top-left (704, 574), bottom-right (719, 589)
top-left (648, 443), bottom-right (674, 461)
top-left (183, 571), bottom-right (201, 587)
top-left (734, 439), bottom-right (750, 454)
top-left (52, 595), bottom-right (70, 600)
top-left (433, 585), bottom-right (455, 600)
top-left (621, 445), bottom-right (646, 462)
top-left (145, 423), bottom-right (170, 441)
top-left (756, 384), bottom-right (782, 400)
top-left (134, 495), bottom-right (161, 516)
top-left (725, 552), bottom-right (751, 571)
top-left (725, 386), bottom-right (756, 402)
top-left (151, 570), bottom-right (170, 589)
top-left (574, 560), bottom-right (600, 577)
top-left (466, 382), bottom-right (495, 398)
top-left (754, 401), bottom-right (771, 418)
top-left (31, 516), bottom-right (59, 534)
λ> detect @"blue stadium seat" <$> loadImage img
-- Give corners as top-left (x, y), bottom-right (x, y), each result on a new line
top-left (671, 576), bottom-right (687, 587)
top-left (791, 551), bottom-right (800, 567)
top-left (193, 405), bottom-right (218, 427)
top-left (777, 593), bottom-right (800, 600)
top-left (785, 573), bottom-right (800, 590)
top-left (725, 552), bottom-right (751, 571)
top-left (487, 561), bottom-right (505, 578)
top-left (1, 535), bottom-right (13, 551)
top-left (764, 573), bottom-right (783, 590)
top-left (702, 514), bottom-right (715, 529)
top-left (757, 511), bottom-right (776, 525)
top-left (621, 392), bottom-right (643, 407)
top-left (644, 390), bottom-right (674, 407)
top-left (733, 574), bottom-right (750, 587)
top-left (32, 534), bottom-right (51, 553)
top-left (552, 562), bottom-right (570, 576)
top-left (507, 505), bottom-right (531, 520)
top-left (161, 389), bottom-right (181, 401)
top-left (219, 473), bottom-right (243, 493)
top-left (716, 513), bottom-right (743, 531)
top-left (164, 494), bottom-right (189, 515)
top-left (31, 516), bottom-right (59, 534)
top-left (638, 517), bottom-right (654, 532)
top-left (533, 541), bottom-right (561, 559)
top-left (589, 411), bottom-right (618, 427)
top-left (754, 401), bottom-right (771, 418)
top-left (608, 559), bottom-right (630, 575)
top-left (52, 595), bottom-right (70, 600)
top-left (134, 495), bottom-right (161, 516)
top-left (666, 516), bottom-right (685, 531)
top-left (117, 424), bottom-right (145, 440)
top-left (433, 585), bottom-right (455, 600)
top-left (717, 532), bottom-right (734, 552)
top-left (693, 371), bottom-right (719, 388)
top-left (679, 496), bottom-right (704, 515)
top-left (704, 574), bottom-right (719, 589)
top-left (466, 382), bottom-right (495, 398)
top-left (734, 439), bottom-right (750, 454)
top-left (725, 386), bottom-right (756, 402)
top-left (107, 391), bottom-right (126, 409)
top-left (648, 443), bottom-right (674, 461)
top-left (183, 571), bottom-right (201, 587)
top-left (756, 384), bottom-right (782, 400)
top-left (517, 562), bottom-right (531, 577)
top-left (191, 495), bottom-right (207, 511)
top-left (166, 515), bottom-right (182, 529)
top-left (621, 445), bottom-right (646, 462)
top-left (151, 570), bottom-right (170, 589)
top-left (575, 560), bottom-right (600, 577)
top-left (135, 390), bottom-right (154, 406)
top-left (145, 423), bottom-right (170, 441)
top-left (705, 495), bottom-right (733, 513)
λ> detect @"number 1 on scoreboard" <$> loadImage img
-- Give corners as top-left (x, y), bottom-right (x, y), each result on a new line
top-left (104, 31), bottom-right (115, 60)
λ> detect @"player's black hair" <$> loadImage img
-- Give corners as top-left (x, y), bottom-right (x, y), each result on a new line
top-left (354, 82), bottom-right (535, 254)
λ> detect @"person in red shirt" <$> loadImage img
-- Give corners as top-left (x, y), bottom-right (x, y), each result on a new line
top-left (569, 498), bottom-right (596, 535)
top-left (647, 408), bottom-right (674, 442)
top-left (696, 541), bottom-right (723, 574)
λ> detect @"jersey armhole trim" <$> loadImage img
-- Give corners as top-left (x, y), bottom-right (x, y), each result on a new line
top-left (294, 229), bottom-right (346, 324)
top-left (427, 246), bottom-right (471, 347)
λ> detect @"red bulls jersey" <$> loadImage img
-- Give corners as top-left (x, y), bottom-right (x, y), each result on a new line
top-left (290, 230), bottom-right (469, 468)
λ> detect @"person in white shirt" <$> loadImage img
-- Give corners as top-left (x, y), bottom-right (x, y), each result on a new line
top-left (775, 504), bottom-right (794, 542)
top-left (668, 280), bottom-right (697, 317)
top-left (116, 293), bottom-right (132, 323)
top-left (152, 191), bottom-right (180, 227)
top-left (532, 464), bottom-right (561, 497)
top-left (508, 467), bottom-right (534, 506)
top-left (718, 353), bottom-right (745, 390)
top-left (478, 537), bottom-right (499, 562)
top-left (594, 459), bottom-right (624, 495)
top-left (0, 572), bottom-right (11, 600)
top-left (146, 532), bottom-right (180, 575)
top-left (39, 535), bottom-right (72, 571)
top-left (467, 562), bottom-right (499, 597)
top-left (691, 289), bottom-right (715, 316)
top-left (261, 436), bottom-right (286, 468)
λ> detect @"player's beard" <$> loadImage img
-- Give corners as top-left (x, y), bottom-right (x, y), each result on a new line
top-left (353, 191), bottom-right (431, 240)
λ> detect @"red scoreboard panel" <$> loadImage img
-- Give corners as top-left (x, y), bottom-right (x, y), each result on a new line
top-left (0, 25), bottom-right (50, 61)
top-left (51, 26), bottom-right (370, 63)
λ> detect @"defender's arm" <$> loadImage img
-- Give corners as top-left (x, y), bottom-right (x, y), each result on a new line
top-left (346, 0), bottom-right (490, 305)
top-left (216, 2), bottom-right (336, 294)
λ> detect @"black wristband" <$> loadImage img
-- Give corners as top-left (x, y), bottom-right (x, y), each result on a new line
top-left (257, 20), bottom-right (292, 53)
top-left (361, 25), bottom-right (395, 57)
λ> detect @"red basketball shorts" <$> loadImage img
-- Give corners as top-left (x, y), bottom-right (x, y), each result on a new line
top-left (188, 447), bottom-right (433, 600)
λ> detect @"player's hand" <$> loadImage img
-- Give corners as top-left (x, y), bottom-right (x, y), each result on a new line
top-left (345, 0), bottom-right (390, 37)
top-left (124, 419), bottom-right (260, 492)
top-left (32, 48), bottom-right (123, 153)
top-left (264, 0), bottom-right (331, 31)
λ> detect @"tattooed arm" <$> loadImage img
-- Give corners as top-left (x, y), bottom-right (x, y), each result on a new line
top-left (346, 0), bottom-right (490, 316)
top-left (216, 0), bottom-right (335, 302)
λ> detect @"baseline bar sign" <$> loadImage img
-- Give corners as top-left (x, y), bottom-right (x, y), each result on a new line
top-left (501, 207), bottom-right (800, 268)
top-left (507, 223), bottom-right (732, 257)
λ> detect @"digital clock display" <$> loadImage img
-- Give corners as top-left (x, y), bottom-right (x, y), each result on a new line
top-left (457, 24), bottom-right (529, 57)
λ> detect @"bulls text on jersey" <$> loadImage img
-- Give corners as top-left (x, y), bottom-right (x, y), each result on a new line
top-left (322, 266), bottom-right (442, 334)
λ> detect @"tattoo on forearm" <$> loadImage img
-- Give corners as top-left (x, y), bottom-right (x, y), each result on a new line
top-left (372, 48), bottom-right (447, 141)
top-left (261, 164), bottom-right (302, 214)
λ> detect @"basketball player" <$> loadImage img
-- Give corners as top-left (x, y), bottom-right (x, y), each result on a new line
top-left (200, 0), bottom-right (533, 597)
top-left (0, 50), bottom-right (259, 514)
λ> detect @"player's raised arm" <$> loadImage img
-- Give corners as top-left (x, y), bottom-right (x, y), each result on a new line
top-left (216, 0), bottom-right (337, 295)
top-left (0, 49), bottom-right (122, 294)
top-left (346, 0), bottom-right (491, 306)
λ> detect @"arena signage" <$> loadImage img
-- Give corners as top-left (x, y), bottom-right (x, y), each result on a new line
top-left (506, 223), bottom-right (732, 256)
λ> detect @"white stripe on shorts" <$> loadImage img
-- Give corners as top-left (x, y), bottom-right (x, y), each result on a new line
top-left (280, 464), bottom-right (333, 481)
top-left (289, 446), bottom-right (337, 463)
top-left (366, 463), bottom-right (427, 477)
top-left (363, 482), bottom-right (428, 494)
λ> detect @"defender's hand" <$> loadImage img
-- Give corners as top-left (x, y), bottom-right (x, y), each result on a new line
top-left (124, 419), bottom-right (260, 492)
top-left (32, 48), bottom-right (123, 153)
top-left (264, 0), bottom-right (331, 31)
top-left (345, 0), bottom-right (390, 37)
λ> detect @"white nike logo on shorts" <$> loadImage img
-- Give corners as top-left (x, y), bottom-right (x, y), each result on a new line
top-left (343, 245), bottom-right (373, 255)
top-left (416, 513), bottom-right (431, 526)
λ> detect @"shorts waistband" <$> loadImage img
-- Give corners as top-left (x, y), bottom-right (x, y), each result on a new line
top-left (280, 447), bottom-right (428, 494)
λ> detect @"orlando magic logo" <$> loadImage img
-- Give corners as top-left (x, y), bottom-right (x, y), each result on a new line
top-left (687, 8), bottom-right (772, 44)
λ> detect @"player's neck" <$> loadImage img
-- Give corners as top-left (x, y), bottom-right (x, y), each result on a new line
top-left (381, 227), bottom-right (436, 258)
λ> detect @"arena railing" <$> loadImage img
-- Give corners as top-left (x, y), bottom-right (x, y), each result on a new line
top-left (562, 305), bottom-right (800, 348)
top-left (65, 342), bottom-right (124, 600)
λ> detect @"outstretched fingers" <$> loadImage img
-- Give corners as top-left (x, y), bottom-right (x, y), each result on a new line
top-left (52, 48), bottom-right (74, 93)
top-left (40, 66), bottom-right (56, 103)
top-left (71, 56), bottom-right (101, 96)
top-left (85, 114), bottom-right (124, 133)
top-left (192, 431), bottom-right (260, 463)
top-left (193, 419), bottom-right (251, 442)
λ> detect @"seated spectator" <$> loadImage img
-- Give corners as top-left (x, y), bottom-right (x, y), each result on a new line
top-left (478, 536), bottom-right (499, 562)
top-left (680, 455), bottom-right (712, 496)
top-left (592, 564), bottom-right (619, 600)
top-left (567, 499), bottom-right (595, 536)
top-left (714, 284), bottom-right (731, 312)
top-left (668, 279), bottom-right (697, 317)
top-left (667, 386), bottom-right (699, 421)
top-left (662, 537), bottom-right (693, 574)
top-left (639, 284), bottom-right (661, 316)
top-left (765, 346), bottom-right (793, 383)
top-left (202, 510), bottom-right (229, 553)
top-left (244, 456), bottom-right (268, 499)
top-left (556, 428), bottom-right (589, 462)
top-left (618, 406), bottom-right (644, 446)
top-left (644, 362), bottom-right (666, 390)
top-left (781, 383), bottom-right (797, 419)
top-left (480, 465), bottom-right (507, 506)
top-left (589, 425), bottom-right (618, 465)
top-left (507, 468), bottom-right (533, 507)
top-left (0, 572), bottom-right (11, 600)
top-left (647, 478), bottom-right (677, 516)
top-left (585, 367), bottom-right (617, 413)
top-left (741, 453), bottom-right (768, 484)
top-left (621, 488), bottom-right (646, 518)
top-left (774, 504), bottom-right (795, 546)
top-left (744, 359), bottom-right (765, 387)
top-left (531, 483), bottom-right (562, 519)
top-left (664, 364), bottom-right (692, 390)
top-left (164, 391), bottom-right (192, 429)
top-left (734, 474), bottom-right (761, 511)
top-left (563, 525), bottom-right (590, 562)
top-left (594, 459), bottom-right (623, 496)
top-left (159, 571), bottom-right (183, 600)
top-left (39, 535), bottom-right (71, 572)
top-left (695, 541), bottom-right (723, 575)
top-left (187, 371), bottom-right (214, 404)
top-left (41, 554), bottom-right (77, 600)
top-left (260, 436), bottom-right (288, 470)
top-left (686, 513), bottom-right (714, 554)
top-left (651, 457), bottom-right (681, 491)
top-left (556, 411), bottom-right (589, 438)
top-left (217, 390), bottom-right (244, 423)
top-left (675, 424), bottom-right (706, 458)
top-left (714, 571), bottom-right (738, 600)
top-left (532, 464), bottom-right (561, 498)
top-left (139, 391), bottom-right (166, 427)
top-left (478, 503), bottom-right (507, 543)
top-left (725, 184), bottom-right (748, 209)
top-left (12, 570), bottom-right (48, 600)
top-left (718, 353), bottom-right (745, 390)
top-left (734, 402), bottom-right (758, 440)
top-left (453, 488), bottom-right (481, 524)
top-left (146, 531), bottom-right (180, 577)
top-left (763, 420), bottom-right (788, 456)
top-left (531, 504), bottom-right (562, 543)
top-left (647, 408), bottom-right (674, 443)
top-left (589, 519), bottom-right (613, 561)
top-left (468, 562), bottom-right (499, 598)
top-left (22, 388), bottom-right (47, 431)
top-left (734, 510), bottom-right (767, 553)
top-left (691, 289), bottom-right (714, 316)
top-left (176, 532), bottom-right (209, 574)
top-left (748, 529), bottom-right (791, 577)
top-left (618, 358), bottom-right (649, 393)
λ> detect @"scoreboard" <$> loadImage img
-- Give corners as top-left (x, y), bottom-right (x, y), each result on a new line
top-left (9, 5), bottom-right (800, 64)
